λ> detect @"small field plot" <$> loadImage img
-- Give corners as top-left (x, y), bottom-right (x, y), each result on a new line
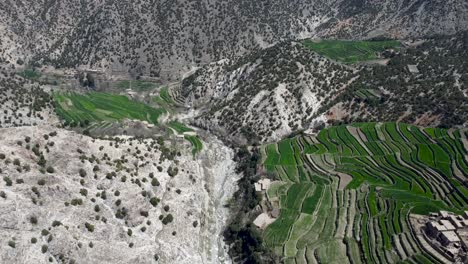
top-left (168, 121), bottom-right (193, 134)
top-left (184, 135), bottom-right (203, 155)
top-left (261, 122), bottom-right (467, 263)
top-left (53, 92), bottom-right (166, 125)
top-left (116, 80), bottom-right (158, 91)
top-left (302, 39), bottom-right (400, 63)
top-left (18, 69), bottom-right (41, 80)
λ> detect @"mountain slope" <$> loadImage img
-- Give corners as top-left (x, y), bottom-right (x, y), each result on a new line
top-left (179, 42), bottom-right (358, 143)
top-left (0, 0), bottom-right (467, 80)
top-left (179, 32), bottom-right (468, 143)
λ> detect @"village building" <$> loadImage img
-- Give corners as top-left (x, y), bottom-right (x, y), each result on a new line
top-left (439, 231), bottom-right (461, 247)
top-left (407, 64), bottom-right (420, 74)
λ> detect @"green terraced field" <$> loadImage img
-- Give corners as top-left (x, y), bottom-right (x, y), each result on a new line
top-left (116, 80), bottom-right (158, 91)
top-left (18, 69), bottom-right (41, 80)
top-left (302, 39), bottom-right (400, 63)
top-left (261, 122), bottom-right (467, 263)
top-left (168, 121), bottom-right (193, 134)
top-left (53, 92), bottom-right (166, 125)
top-left (184, 135), bottom-right (203, 155)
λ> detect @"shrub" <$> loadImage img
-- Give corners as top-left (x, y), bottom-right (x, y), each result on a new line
top-left (3, 177), bottom-right (12, 186)
top-left (8, 240), bottom-right (15, 248)
top-left (31, 237), bottom-right (37, 244)
top-left (79, 169), bottom-right (87, 177)
top-left (38, 179), bottom-right (46, 186)
top-left (140, 211), bottom-right (149, 217)
top-left (79, 189), bottom-right (88, 196)
top-left (163, 205), bottom-right (170, 212)
top-left (70, 198), bottom-right (83, 206)
top-left (162, 214), bottom-right (174, 225)
top-left (167, 167), bottom-right (178, 177)
top-left (52, 220), bottom-right (62, 227)
top-left (127, 229), bottom-right (132, 236)
top-left (30, 216), bottom-right (38, 225)
top-left (85, 222), bottom-right (94, 232)
top-left (41, 229), bottom-right (49, 236)
top-left (41, 245), bottom-right (48, 253)
top-left (0, 153), bottom-right (6, 160)
top-left (94, 205), bottom-right (100, 212)
top-left (150, 197), bottom-right (160, 207)
top-left (151, 178), bottom-right (160, 187)
top-left (0, 191), bottom-right (6, 198)
top-left (46, 166), bottom-right (55, 173)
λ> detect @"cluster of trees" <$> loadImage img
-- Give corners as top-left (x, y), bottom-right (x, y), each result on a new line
top-left (223, 147), bottom-right (279, 263)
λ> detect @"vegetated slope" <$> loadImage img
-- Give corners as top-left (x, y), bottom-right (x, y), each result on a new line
top-left (0, 0), bottom-right (467, 79)
top-left (324, 32), bottom-right (468, 128)
top-left (261, 122), bottom-right (467, 263)
top-left (0, 125), bottom-right (236, 263)
top-left (180, 42), bottom-right (358, 144)
top-left (180, 32), bottom-right (468, 144)
top-left (53, 92), bottom-right (167, 126)
top-left (0, 63), bottom-right (56, 128)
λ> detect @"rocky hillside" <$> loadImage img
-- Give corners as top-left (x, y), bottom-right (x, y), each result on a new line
top-left (0, 0), bottom-right (467, 80)
top-left (179, 32), bottom-right (468, 143)
top-left (324, 32), bottom-right (468, 128)
top-left (180, 42), bottom-right (358, 144)
top-left (0, 126), bottom-right (239, 263)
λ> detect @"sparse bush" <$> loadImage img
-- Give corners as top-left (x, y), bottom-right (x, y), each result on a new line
top-left (8, 240), bottom-right (15, 248)
top-left (46, 166), bottom-right (55, 173)
top-left (79, 169), bottom-right (87, 177)
top-left (3, 177), bottom-right (12, 186)
top-left (38, 179), bottom-right (46, 186)
top-left (150, 197), bottom-right (160, 207)
top-left (70, 198), bottom-right (83, 206)
top-left (151, 178), bottom-right (160, 187)
top-left (79, 189), bottom-right (88, 196)
top-left (85, 222), bottom-right (94, 232)
top-left (162, 214), bottom-right (173, 225)
top-left (30, 216), bottom-right (38, 225)
top-left (140, 211), bottom-right (149, 217)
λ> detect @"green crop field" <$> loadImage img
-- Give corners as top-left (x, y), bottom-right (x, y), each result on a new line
top-left (116, 80), bottom-right (158, 91)
top-left (53, 92), bottom-right (166, 125)
top-left (261, 122), bottom-right (467, 263)
top-left (302, 39), bottom-right (400, 63)
top-left (168, 121), bottom-right (193, 134)
top-left (184, 135), bottom-right (203, 155)
top-left (18, 69), bottom-right (41, 80)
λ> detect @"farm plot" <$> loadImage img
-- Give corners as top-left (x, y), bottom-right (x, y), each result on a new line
top-left (116, 80), bottom-right (158, 91)
top-left (184, 135), bottom-right (203, 155)
top-left (261, 122), bottom-right (467, 263)
top-left (302, 39), bottom-right (400, 63)
top-left (53, 92), bottom-right (167, 125)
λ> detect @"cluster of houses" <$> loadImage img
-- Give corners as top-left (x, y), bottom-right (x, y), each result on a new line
top-left (424, 211), bottom-right (468, 261)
